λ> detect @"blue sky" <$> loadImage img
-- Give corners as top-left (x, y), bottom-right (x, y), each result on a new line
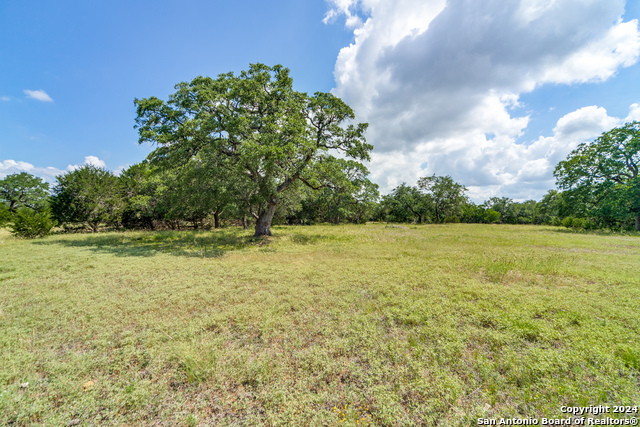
top-left (2, 0), bottom-right (640, 202)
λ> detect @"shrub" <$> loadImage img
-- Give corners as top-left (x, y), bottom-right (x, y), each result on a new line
top-left (10, 208), bottom-right (56, 238)
top-left (551, 216), bottom-right (562, 227)
top-left (561, 217), bottom-right (574, 228)
top-left (484, 209), bottom-right (501, 224)
top-left (443, 216), bottom-right (460, 223)
top-left (0, 203), bottom-right (11, 227)
top-left (517, 216), bottom-right (531, 224)
top-left (571, 218), bottom-right (585, 229)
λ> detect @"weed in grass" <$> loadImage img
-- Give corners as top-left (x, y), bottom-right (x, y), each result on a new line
top-left (615, 346), bottom-right (640, 370)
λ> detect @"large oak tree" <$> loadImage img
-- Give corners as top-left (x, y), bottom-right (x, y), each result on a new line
top-left (554, 121), bottom-right (640, 230)
top-left (134, 63), bottom-right (371, 236)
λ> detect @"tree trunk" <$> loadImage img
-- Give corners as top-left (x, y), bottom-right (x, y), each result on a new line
top-left (214, 211), bottom-right (221, 229)
top-left (635, 213), bottom-right (640, 231)
top-left (254, 201), bottom-right (277, 237)
top-left (242, 215), bottom-right (248, 230)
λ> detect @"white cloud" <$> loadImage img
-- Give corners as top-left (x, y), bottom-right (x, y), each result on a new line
top-left (0, 96), bottom-right (10, 102)
top-left (538, 19), bottom-right (640, 86)
top-left (83, 155), bottom-right (106, 168)
top-left (326, 0), bottom-right (640, 201)
top-left (624, 103), bottom-right (640, 121)
top-left (0, 160), bottom-right (64, 183)
top-left (23, 89), bottom-right (53, 102)
top-left (1, 156), bottom-right (109, 183)
top-left (364, 103), bottom-right (632, 202)
top-left (66, 156), bottom-right (107, 172)
top-left (0, 160), bottom-right (35, 174)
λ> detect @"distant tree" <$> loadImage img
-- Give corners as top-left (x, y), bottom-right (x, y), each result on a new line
top-left (349, 177), bottom-right (380, 224)
top-left (119, 162), bottom-right (158, 229)
top-left (461, 202), bottom-right (486, 223)
top-left (135, 63), bottom-right (371, 236)
top-left (534, 190), bottom-right (570, 225)
top-left (512, 200), bottom-right (537, 224)
top-left (417, 175), bottom-right (467, 223)
top-left (483, 209), bottom-right (501, 224)
top-left (384, 183), bottom-right (431, 223)
top-left (51, 165), bottom-right (124, 232)
top-left (554, 121), bottom-right (640, 230)
top-left (483, 197), bottom-right (515, 224)
top-left (295, 159), bottom-right (379, 224)
top-left (0, 172), bottom-right (50, 213)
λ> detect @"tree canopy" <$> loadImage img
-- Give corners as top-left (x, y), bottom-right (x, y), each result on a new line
top-left (554, 121), bottom-right (640, 230)
top-left (0, 172), bottom-right (50, 212)
top-left (51, 165), bottom-right (124, 232)
top-left (7, 66), bottom-right (639, 234)
top-left (383, 183), bottom-right (431, 224)
top-left (134, 63), bottom-right (371, 236)
top-left (417, 175), bottom-right (467, 223)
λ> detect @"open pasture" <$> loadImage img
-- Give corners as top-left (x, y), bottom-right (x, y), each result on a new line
top-left (1, 224), bottom-right (640, 425)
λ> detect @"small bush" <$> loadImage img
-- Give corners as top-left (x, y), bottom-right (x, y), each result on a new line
top-left (551, 217), bottom-right (562, 227)
top-left (517, 216), bottom-right (531, 224)
top-left (10, 208), bottom-right (56, 238)
top-left (0, 203), bottom-right (11, 227)
top-left (561, 217), bottom-right (573, 228)
top-left (443, 216), bottom-right (460, 223)
top-left (484, 209), bottom-right (501, 224)
top-left (570, 218), bottom-right (585, 229)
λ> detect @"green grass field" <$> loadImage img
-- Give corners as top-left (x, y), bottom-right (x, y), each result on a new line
top-left (1, 224), bottom-right (640, 426)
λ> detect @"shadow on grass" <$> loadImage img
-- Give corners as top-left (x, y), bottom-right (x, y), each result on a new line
top-left (34, 229), bottom-right (263, 258)
top-left (551, 227), bottom-right (640, 237)
top-left (288, 233), bottom-right (326, 245)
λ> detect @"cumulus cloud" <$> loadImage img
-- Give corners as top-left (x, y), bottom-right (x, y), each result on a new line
top-left (83, 155), bottom-right (107, 168)
top-left (1, 156), bottom-right (109, 183)
top-left (326, 0), bottom-right (640, 201)
top-left (66, 156), bottom-right (107, 172)
top-left (365, 104), bottom-right (632, 202)
top-left (23, 89), bottom-right (53, 102)
top-left (0, 160), bottom-right (65, 183)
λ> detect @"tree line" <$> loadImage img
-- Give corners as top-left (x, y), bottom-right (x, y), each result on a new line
top-left (1, 64), bottom-right (638, 236)
top-left (1, 161), bottom-right (636, 237)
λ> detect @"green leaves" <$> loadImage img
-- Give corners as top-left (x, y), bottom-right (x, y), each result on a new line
top-left (554, 121), bottom-right (640, 230)
top-left (134, 63), bottom-right (372, 235)
top-left (10, 208), bottom-right (56, 239)
top-left (0, 172), bottom-right (50, 212)
top-left (0, 202), bottom-right (13, 227)
top-left (51, 166), bottom-right (124, 232)
top-left (417, 175), bottom-right (468, 223)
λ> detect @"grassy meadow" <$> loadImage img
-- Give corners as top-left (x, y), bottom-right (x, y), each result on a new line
top-left (1, 224), bottom-right (640, 425)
